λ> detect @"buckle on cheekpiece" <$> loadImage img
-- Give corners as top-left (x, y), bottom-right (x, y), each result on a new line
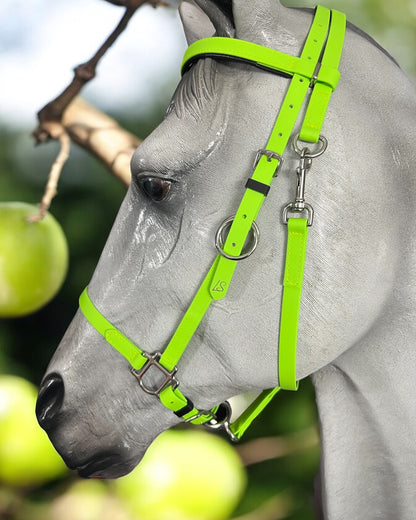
top-left (254, 149), bottom-right (284, 177)
top-left (131, 352), bottom-right (178, 396)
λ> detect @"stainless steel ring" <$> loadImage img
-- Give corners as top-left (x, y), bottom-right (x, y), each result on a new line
top-left (215, 215), bottom-right (260, 261)
top-left (293, 133), bottom-right (328, 158)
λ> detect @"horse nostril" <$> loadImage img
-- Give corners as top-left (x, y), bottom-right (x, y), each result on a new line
top-left (36, 373), bottom-right (65, 430)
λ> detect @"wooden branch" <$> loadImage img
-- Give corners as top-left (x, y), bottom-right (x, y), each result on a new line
top-left (27, 127), bottom-right (71, 221)
top-left (33, 0), bottom-right (167, 144)
top-left (30, 0), bottom-right (169, 218)
top-left (62, 98), bottom-right (141, 186)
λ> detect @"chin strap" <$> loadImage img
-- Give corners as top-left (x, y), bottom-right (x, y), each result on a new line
top-left (79, 6), bottom-right (346, 441)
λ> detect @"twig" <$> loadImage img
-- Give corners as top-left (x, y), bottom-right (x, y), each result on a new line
top-left (27, 124), bottom-right (71, 222)
top-left (33, 0), bottom-right (167, 144)
top-left (236, 427), bottom-right (319, 466)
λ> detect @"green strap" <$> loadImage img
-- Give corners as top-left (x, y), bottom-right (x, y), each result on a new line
top-left (279, 219), bottom-right (309, 390)
top-left (182, 8), bottom-right (334, 87)
top-left (159, 259), bottom-right (219, 372)
top-left (79, 287), bottom-right (216, 425)
top-left (183, 37), bottom-right (315, 80)
top-left (208, 76), bottom-right (309, 300)
top-left (79, 288), bottom-right (146, 370)
top-left (300, 10), bottom-right (346, 142)
top-left (230, 387), bottom-right (281, 439)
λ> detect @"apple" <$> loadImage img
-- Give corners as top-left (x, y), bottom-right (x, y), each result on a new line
top-left (0, 375), bottom-right (67, 487)
top-left (0, 202), bottom-right (68, 317)
top-left (113, 429), bottom-right (247, 520)
top-left (49, 480), bottom-right (132, 520)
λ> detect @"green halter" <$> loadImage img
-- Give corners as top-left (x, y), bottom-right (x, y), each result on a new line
top-left (79, 5), bottom-right (346, 440)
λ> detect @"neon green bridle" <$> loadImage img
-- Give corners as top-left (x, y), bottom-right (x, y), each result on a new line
top-left (79, 6), bottom-right (346, 441)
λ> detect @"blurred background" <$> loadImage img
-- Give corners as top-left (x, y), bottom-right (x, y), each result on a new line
top-left (0, 1), bottom-right (415, 519)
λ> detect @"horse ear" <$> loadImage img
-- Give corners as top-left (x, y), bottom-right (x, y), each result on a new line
top-left (232, 0), bottom-right (288, 45)
top-left (179, 0), bottom-right (235, 45)
top-left (179, 2), bottom-right (216, 45)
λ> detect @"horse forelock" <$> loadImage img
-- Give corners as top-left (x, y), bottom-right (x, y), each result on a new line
top-left (168, 57), bottom-right (218, 120)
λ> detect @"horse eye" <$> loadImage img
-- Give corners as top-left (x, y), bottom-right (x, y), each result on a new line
top-left (138, 177), bottom-right (171, 202)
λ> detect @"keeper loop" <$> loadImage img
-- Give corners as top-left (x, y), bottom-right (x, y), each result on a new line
top-left (174, 398), bottom-right (195, 418)
top-left (245, 178), bottom-right (271, 196)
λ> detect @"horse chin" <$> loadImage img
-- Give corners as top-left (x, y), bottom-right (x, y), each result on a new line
top-left (44, 425), bottom-right (143, 480)
top-left (74, 453), bottom-right (138, 480)
top-left (52, 440), bottom-right (140, 479)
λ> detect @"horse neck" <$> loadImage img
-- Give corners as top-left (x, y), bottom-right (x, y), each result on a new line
top-left (313, 283), bottom-right (416, 519)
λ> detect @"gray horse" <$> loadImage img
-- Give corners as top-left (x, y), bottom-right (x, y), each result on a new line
top-left (36, 1), bottom-right (416, 518)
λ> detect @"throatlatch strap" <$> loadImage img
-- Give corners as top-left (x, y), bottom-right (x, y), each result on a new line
top-left (278, 219), bottom-right (309, 390)
top-left (230, 387), bottom-right (281, 439)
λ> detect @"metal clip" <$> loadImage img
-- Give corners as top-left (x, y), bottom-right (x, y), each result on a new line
top-left (183, 409), bottom-right (216, 424)
top-left (204, 402), bottom-right (240, 443)
top-left (293, 148), bottom-right (312, 213)
top-left (131, 352), bottom-right (178, 396)
top-left (282, 134), bottom-right (327, 227)
top-left (282, 202), bottom-right (314, 227)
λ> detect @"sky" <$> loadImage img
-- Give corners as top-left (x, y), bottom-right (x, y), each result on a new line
top-left (1, 0), bottom-right (415, 129)
top-left (0, 0), bottom-right (186, 127)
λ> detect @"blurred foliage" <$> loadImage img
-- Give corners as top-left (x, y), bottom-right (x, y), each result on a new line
top-left (0, 1), bottom-right (415, 519)
top-left (283, 0), bottom-right (416, 79)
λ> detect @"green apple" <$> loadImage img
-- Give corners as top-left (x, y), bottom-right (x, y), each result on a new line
top-left (0, 375), bottom-right (67, 487)
top-left (113, 429), bottom-right (247, 520)
top-left (0, 202), bottom-right (68, 317)
top-left (49, 480), bottom-right (132, 520)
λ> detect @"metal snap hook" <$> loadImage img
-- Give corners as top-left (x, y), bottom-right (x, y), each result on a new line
top-left (215, 215), bottom-right (260, 261)
top-left (204, 402), bottom-right (239, 443)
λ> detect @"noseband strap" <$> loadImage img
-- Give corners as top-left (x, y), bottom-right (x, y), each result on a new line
top-left (79, 6), bottom-right (346, 440)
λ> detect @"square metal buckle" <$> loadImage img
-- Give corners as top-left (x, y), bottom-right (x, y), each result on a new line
top-left (254, 149), bottom-right (284, 177)
top-left (131, 352), bottom-right (178, 396)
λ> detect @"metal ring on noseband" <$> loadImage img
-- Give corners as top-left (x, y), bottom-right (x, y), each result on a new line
top-left (215, 215), bottom-right (260, 261)
top-left (293, 133), bottom-right (328, 158)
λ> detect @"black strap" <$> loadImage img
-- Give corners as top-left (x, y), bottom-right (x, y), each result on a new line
top-left (245, 178), bottom-right (270, 196)
top-left (174, 398), bottom-right (195, 418)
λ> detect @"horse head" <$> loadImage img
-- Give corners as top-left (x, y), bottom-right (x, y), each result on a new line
top-left (37, 1), bottom-right (416, 515)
